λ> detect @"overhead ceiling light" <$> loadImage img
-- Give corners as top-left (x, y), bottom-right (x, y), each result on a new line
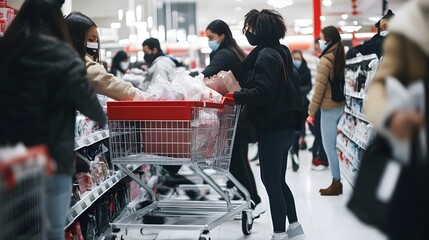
top-left (368, 17), bottom-right (380, 22)
top-left (267, 0), bottom-right (294, 9)
top-left (111, 22), bottom-right (121, 29)
top-left (339, 21), bottom-right (346, 26)
top-left (320, 16), bottom-right (326, 21)
top-left (136, 5), bottom-right (142, 22)
top-left (353, 21), bottom-right (358, 25)
top-left (147, 16), bottom-right (153, 28)
top-left (294, 19), bottom-right (313, 27)
top-left (118, 9), bottom-right (123, 21)
top-left (322, 0), bottom-right (332, 7)
top-left (341, 25), bottom-right (362, 33)
top-left (341, 14), bottom-right (348, 20)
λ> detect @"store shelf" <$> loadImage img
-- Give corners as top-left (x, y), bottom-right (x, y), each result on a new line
top-left (340, 159), bottom-right (356, 187)
top-left (65, 164), bottom-right (140, 229)
top-left (336, 141), bottom-right (360, 170)
top-left (344, 107), bottom-right (369, 123)
top-left (74, 130), bottom-right (109, 151)
top-left (338, 126), bottom-right (368, 150)
top-left (345, 89), bottom-right (366, 99)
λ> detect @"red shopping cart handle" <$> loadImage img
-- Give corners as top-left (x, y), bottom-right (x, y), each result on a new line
top-left (223, 92), bottom-right (235, 105)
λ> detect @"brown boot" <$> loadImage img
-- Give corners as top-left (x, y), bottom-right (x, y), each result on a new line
top-left (319, 179), bottom-right (343, 196)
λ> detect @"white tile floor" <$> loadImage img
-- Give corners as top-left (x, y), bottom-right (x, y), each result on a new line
top-left (122, 140), bottom-right (388, 240)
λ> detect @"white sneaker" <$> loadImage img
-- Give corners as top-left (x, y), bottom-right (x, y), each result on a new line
top-left (286, 222), bottom-right (305, 240)
top-left (252, 203), bottom-right (266, 219)
top-left (271, 232), bottom-right (288, 240)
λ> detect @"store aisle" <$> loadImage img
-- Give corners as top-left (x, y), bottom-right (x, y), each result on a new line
top-left (126, 141), bottom-right (387, 240)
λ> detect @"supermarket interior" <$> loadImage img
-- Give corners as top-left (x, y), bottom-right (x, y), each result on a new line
top-left (1, 0), bottom-right (428, 240)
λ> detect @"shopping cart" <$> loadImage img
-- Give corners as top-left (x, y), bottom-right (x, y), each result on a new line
top-left (0, 145), bottom-right (50, 240)
top-left (106, 95), bottom-right (253, 240)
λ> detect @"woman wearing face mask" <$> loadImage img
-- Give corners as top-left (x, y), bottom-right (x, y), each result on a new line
top-left (201, 19), bottom-right (265, 220)
top-left (289, 50), bottom-right (312, 171)
top-left (307, 26), bottom-right (346, 196)
top-left (202, 20), bottom-right (247, 82)
top-left (65, 11), bottom-right (145, 100)
top-left (233, 9), bottom-right (305, 240)
top-left (110, 50), bottom-right (130, 78)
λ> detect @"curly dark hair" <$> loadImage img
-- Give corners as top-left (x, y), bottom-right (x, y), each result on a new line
top-left (242, 9), bottom-right (287, 43)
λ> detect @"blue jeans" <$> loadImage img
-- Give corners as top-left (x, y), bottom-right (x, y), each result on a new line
top-left (321, 107), bottom-right (344, 181)
top-left (258, 129), bottom-right (297, 232)
top-left (44, 174), bottom-right (72, 240)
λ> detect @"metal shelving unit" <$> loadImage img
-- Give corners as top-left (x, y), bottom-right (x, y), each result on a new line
top-left (74, 130), bottom-right (109, 151)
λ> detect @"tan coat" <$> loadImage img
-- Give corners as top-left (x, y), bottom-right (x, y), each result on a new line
top-left (363, 33), bottom-right (427, 135)
top-left (85, 55), bottom-right (135, 100)
top-left (308, 43), bottom-right (345, 116)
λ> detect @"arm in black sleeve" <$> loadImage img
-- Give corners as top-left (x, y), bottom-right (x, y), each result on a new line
top-left (65, 56), bottom-right (107, 127)
top-left (201, 49), bottom-right (233, 78)
top-left (233, 50), bottom-right (279, 106)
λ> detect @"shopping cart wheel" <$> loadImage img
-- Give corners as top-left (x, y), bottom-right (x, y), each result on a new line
top-left (198, 230), bottom-right (211, 240)
top-left (242, 210), bottom-right (253, 235)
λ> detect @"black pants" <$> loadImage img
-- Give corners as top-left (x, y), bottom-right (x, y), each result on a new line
top-left (226, 127), bottom-right (261, 206)
top-left (259, 129), bottom-right (298, 232)
top-left (309, 109), bottom-right (328, 162)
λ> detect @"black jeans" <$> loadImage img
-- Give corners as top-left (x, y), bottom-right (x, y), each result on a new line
top-left (226, 127), bottom-right (261, 206)
top-left (259, 129), bottom-right (298, 232)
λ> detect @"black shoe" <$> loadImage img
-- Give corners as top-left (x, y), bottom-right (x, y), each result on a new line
top-left (299, 140), bottom-right (307, 150)
top-left (292, 153), bottom-right (299, 172)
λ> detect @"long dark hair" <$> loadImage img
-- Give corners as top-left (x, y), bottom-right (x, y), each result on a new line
top-left (242, 9), bottom-right (287, 44)
top-left (206, 19), bottom-right (246, 61)
top-left (64, 11), bottom-right (100, 61)
top-left (110, 50), bottom-right (128, 75)
top-left (321, 26), bottom-right (345, 80)
top-left (0, 0), bottom-right (70, 48)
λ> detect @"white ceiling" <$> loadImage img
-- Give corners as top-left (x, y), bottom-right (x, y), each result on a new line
top-left (8, 0), bottom-right (407, 36)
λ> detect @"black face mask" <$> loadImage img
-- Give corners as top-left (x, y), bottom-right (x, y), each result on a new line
top-left (245, 31), bottom-right (260, 46)
top-left (144, 53), bottom-right (157, 65)
top-left (86, 42), bottom-right (99, 61)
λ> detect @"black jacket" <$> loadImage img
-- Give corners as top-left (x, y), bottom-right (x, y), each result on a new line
top-left (234, 43), bottom-right (302, 133)
top-left (348, 33), bottom-right (385, 59)
top-left (0, 33), bottom-right (106, 175)
top-left (294, 60), bottom-right (312, 99)
top-left (202, 47), bottom-right (248, 83)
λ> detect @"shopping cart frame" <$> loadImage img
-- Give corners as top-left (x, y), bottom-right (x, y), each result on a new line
top-left (106, 96), bottom-right (253, 240)
top-left (0, 145), bottom-right (50, 240)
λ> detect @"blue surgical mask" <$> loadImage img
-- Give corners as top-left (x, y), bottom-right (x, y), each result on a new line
top-left (208, 40), bottom-right (220, 51)
top-left (319, 39), bottom-right (328, 52)
top-left (293, 60), bottom-right (302, 69)
top-left (379, 31), bottom-right (389, 37)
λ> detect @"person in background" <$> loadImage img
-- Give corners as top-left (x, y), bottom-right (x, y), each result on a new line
top-left (65, 11), bottom-right (144, 100)
top-left (347, 9), bottom-right (395, 59)
top-left (307, 26), bottom-right (346, 196)
top-left (141, 37), bottom-right (176, 88)
top-left (363, 0), bottom-right (427, 238)
top-left (202, 19), bottom-right (265, 219)
top-left (0, 0), bottom-right (106, 238)
top-left (233, 9), bottom-right (305, 240)
top-left (110, 50), bottom-right (129, 78)
top-left (101, 60), bottom-right (109, 71)
top-left (289, 50), bottom-right (312, 171)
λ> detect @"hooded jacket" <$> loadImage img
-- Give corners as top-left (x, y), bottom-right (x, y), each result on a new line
top-left (0, 33), bottom-right (106, 175)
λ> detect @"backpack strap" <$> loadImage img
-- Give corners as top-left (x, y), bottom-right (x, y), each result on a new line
top-left (275, 51), bottom-right (288, 84)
